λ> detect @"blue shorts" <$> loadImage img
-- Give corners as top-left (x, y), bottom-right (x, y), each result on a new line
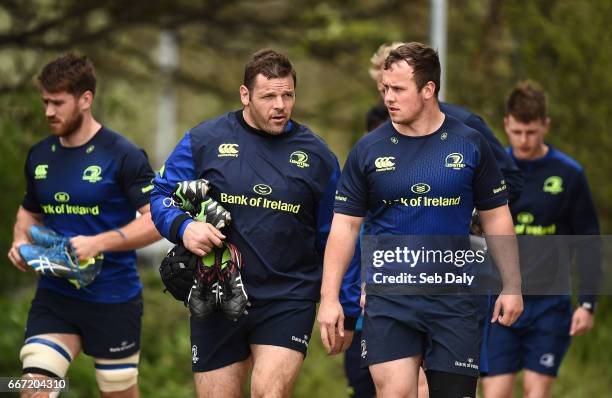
top-left (362, 295), bottom-right (482, 377)
top-left (190, 299), bottom-right (316, 372)
top-left (344, 329), bottom-right (376, 398)
top-left (25, 288), bottom-right (143, 359)
top-left (484, 296), bottom-right (572, 377)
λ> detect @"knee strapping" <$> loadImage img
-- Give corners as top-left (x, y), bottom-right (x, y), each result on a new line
top-left (94, 352), bottom-right (139, 392)
top-left (20, 335), bottom-right (73, 378)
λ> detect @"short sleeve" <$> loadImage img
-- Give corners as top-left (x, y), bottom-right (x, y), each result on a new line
top-left (473, 135), bottom-right (508, 210)
top-left (21, 148), bottom-right (42, 213)
top-left (334, 144), bottom-right (368, 216)
top-left (118, 146), bottom-right (155, 210)
top-left (465, 113), bottom-right (524, 204)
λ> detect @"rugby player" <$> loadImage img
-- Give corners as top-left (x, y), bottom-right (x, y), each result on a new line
top-left (150, 49), bottom-right (341, 398)
top-left (318, 42), bottom-right (523, 398)
top-left (481, 81), bottom-right (600, 398)
top-left (339, 42), bottom-right (524, 398)
top-left (7, 54), bottom-right (161, 397)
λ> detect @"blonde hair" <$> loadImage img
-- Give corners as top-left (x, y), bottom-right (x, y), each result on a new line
top-left (368, 42), bottom-right (404, 82)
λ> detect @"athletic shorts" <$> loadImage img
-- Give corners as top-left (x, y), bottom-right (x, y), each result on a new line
top-left (362, 294), bottom-right (482, 377)
top-left (484, 296), bottom-right (572, 377)
top-left (25, 288), bottom-right (143, 359)
top-left (190, 299), bottom-right (316, 372)
top-left (344, 329), bottom-right (376, 398)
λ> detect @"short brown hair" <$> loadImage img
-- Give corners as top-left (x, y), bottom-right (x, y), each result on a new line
top-left (37, 53), bottom-right (96, 97)
top-left (384, 42), bottom-right (441, 97)
top-left (506, 80), bottom-right (547, 122)
top-left (243, 49), bottom-right (296, 91)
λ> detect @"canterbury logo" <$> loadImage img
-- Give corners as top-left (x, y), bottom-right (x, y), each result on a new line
top-left (35, 164), bottom-right (48, 180)
top-left (375, 156), bottom-right (395, 171)
top-left (218, 143), bottom-right (239, 157)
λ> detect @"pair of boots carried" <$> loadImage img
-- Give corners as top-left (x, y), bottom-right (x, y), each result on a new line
top-left (18, 226), bottom-right (103, 289)
top-left (159, 179), bottom-right (249, 321)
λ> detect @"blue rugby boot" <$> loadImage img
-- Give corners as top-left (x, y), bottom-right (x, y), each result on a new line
top-left (19, 244), bottom-right (103, 289)
top-left (30, 225), bottom-right (68, 247)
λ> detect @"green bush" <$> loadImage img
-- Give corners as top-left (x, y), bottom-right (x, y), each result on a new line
top-left (1, 269), bottom-right (610, 397)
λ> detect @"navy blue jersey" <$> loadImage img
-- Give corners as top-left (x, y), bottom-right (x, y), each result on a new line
top-left (22, 127), bottom-right (155, 303)
top-left (440, 103), bottom-right (523, 203)
top-left (340, 104), bottom-right (521, 323)
top-left (150, 111), bottom-right (340, 302)
top-left (335, 115), bottom-right (507, 235)
top-left (509, 145), bottom-right (600, 305)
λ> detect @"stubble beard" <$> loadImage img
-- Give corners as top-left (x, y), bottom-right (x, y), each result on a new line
top-left (249, 108), bottom-right (288, 136)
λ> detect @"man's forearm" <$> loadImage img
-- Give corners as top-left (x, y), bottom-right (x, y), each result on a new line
top-left (320, 216), bottom-right (362, 301)
top-left (13, 206), bottom-right (42, 242)
top-left (487, 235), bottom-right (521, 293)
top-left (576, 237), bottom-right (602, 306)
top-left (98, 209), bottom-right (161, 252)
top-left (480, 205), bottom-right (522, 293)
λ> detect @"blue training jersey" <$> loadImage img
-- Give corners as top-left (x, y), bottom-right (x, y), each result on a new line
top-left (150, 110), bottom-right (340, 302)
top-left (509, 145), bottom-right (600, 305)
top-left (336, 114), bottom-right (507, 322)
top-left (340, 104), bottom-right (521, 324)
top-left (335, 115), bottom-right (507, 234)
top-left (22, 127), bottom-right (155, 303)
